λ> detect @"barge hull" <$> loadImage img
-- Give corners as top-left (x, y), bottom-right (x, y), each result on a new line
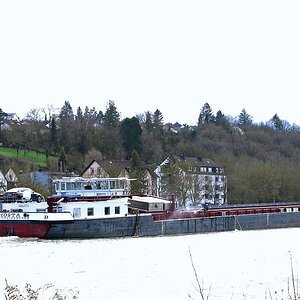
top-left (0, 222), bottom-right (50, 238)
top-left (44, 211), bottom-right (300, 239)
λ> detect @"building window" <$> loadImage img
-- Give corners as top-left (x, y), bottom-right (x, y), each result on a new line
top-left (105, 207), bottom-right (110, 215)
top-left (87, 207), bottom-right (94, 216)
top-left (115, 206), bottom-right (120, 214)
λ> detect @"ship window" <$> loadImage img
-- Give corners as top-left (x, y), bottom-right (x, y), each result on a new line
top-left (115, 206), bottom-right (120, 214)
top-left (110, 180), bottom-right (116, 189)
top-left (111, 180), bottom-right (124, 190)
top-left (98, 180), bottom-right (108, 190)
top-left (105, 207), bottom-right (110, 215)
top-left (66, 182), bottom-right (76, 190)
top-left (73, 208), bottom-right (81, 217)
top-left (87, 207), bottom-right (94, 216)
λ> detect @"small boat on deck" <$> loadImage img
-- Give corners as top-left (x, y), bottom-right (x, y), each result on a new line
top-left (2, 176), bottom-right (300, 239)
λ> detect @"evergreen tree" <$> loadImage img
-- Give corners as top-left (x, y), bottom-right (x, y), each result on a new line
top-left (238, 108), bottom-right (253, 127)
top-left (103, 100), bottom-right (120, 128)
top-left (59, 101), bottom-right (74, 120)
top-left (76, 106), bottom-right (83, 122)
top-left (270, 114), bottom-right (284, 131)
top-left (215, 110), bottom-right (231, 130)
top-left (153, 109), bottom-right (163, 126)
top-left (144, 111), bottom-right (153, 133)
top-left (58, 146), bottom-right (67, 172)
top-left (120, 117), bottom-right (142, 159)
top-left (58, 101), bottom-right (75, 152)
top-left (198, 103), bottom-right (215, 125)
top-left (130, 150), bottom-right (147, 195)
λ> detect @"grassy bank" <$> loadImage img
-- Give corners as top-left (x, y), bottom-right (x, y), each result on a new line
top-left (0, 147), bottom-right (56, 168)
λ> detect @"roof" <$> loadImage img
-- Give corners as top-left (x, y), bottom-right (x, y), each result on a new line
top-left (81, 159), bottom-right (158, 178)
top-left (177, 156), bottom-right (221, 168)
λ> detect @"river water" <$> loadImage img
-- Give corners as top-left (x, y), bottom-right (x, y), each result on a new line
top-left (0, 228), bottom-right (299, 300)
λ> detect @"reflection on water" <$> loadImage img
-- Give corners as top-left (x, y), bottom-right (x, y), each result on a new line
top-left (0, 228), bottom-right (299, 299)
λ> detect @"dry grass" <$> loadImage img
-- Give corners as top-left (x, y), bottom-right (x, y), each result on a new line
top-left (189, 249), bottom-right (300, 300)
top-left (267, 253), bottom-right (300, 300)
top-left (4, 279), bottom-right (79, 300)
top-left (188, 247), bottom-right (211, 300)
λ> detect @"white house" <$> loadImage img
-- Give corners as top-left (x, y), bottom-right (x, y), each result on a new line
top-left (5, 168), bottom-right (18, 185)
top-left (0, 170), bottom-right (7, 194)
top-left (154, 155), bottom-right (227, 205)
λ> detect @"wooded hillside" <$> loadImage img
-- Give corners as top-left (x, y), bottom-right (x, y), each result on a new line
top-left (1, 102), bottom-right (300, 204)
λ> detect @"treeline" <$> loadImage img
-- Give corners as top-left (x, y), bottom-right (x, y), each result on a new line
top-left (1, 101), bottom-right (300, 204)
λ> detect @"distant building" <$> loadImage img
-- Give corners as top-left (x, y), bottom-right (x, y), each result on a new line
top-left (4, 168), bottom-right (18, 189)
top-left (0, 170), bottom-right (7, 195)
top-left (170, 122), bottom-right (183, 133)
top-left (0, 110), bottom-right (21, 132)
top-left (154, 155), bottom-right (227, 205)
top-left (5, 113), bottom-right (20, 122)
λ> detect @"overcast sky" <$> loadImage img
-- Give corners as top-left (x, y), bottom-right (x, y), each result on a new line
top-left (1, 0), bottom-right (300, 125)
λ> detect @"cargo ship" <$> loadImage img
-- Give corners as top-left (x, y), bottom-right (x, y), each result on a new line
top-left (1, 177), bottom-right (300, 239)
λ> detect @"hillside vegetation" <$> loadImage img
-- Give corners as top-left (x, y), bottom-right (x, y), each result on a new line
top-left (0, 147), bottom-right (56, 169)
top-left (1, 101), bottom-right (300, 204)
top-left (0, 148), bottom-right (59, 184)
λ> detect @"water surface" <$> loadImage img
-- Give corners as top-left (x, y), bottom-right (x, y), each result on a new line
top-left (0, 228), bottom-right (299, 299)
